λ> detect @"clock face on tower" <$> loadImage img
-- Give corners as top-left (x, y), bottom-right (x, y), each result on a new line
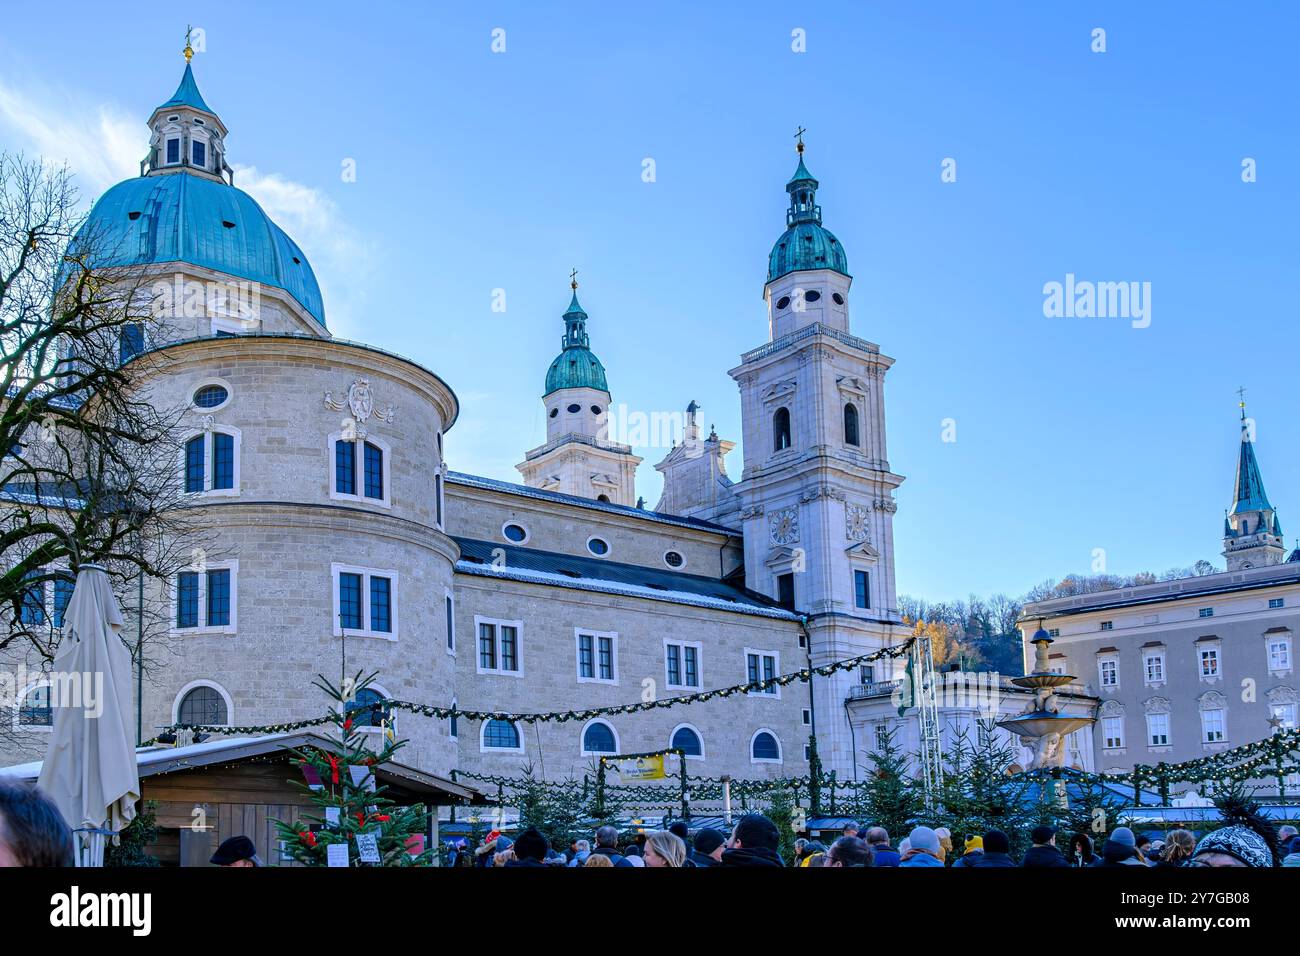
top-left (769, 507), bottom-right (799, 546)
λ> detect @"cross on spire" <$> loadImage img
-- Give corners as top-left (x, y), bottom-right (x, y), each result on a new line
top-left (1237, 385), bottom-right (1247, 421)
top-left (794, 126), bottom-right (807, 154)
top-left (570, 267), bottom-right (579, 291)
top-left (183, 25), bottom-right (195, 63)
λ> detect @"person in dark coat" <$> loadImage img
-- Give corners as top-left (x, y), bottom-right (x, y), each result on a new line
top-left (1022, 825), bottom-right (1070, 868)
top-left (689, 827), bottom-right (725, 867)
top-left (503, 828), bottom-right (548, 867)
top-left (1092, 826), bottom-right (1150, 867)
top-left (825, 835), bottom-right (873, 867)
top-left (972, 829), bottom-right (1016, 867)
top-left (1066, 832), bottom-right (1097, 867)
top-left (590, 825), bottom-right (634, 867)
top-left (210, 834), bottom-right (261, 867)
top-left (864, 826), bottom-right (901, 867)
top-left (952, 835), bottom-right (984, 867)
top-left (719, 814), bottom-right (785, 867)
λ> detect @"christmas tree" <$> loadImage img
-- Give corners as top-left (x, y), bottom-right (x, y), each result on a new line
top-left (274, 673), bottom-right (434, 867)
top-left (860, 724), bottom-right (925, 841)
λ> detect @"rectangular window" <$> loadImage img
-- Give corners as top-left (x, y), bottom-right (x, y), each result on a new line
top-left (1201, 708), bottom-right (1226, 743)
top-left (854, 570), bottom-right (870, 609)
top-left (860, 664), bottom-right (875, 684)
top-left (212, 432), bottom-right (234, 490)
top-left (1269, 598), bottom-right (1285, 609)
top-left (1100, 621), bottom-right (1113, 631)
top-left (1048, 628), bottom-right (1060, 637)
top-left (445, 595), bottom-right (455, 652)
top-left (185, 436), bottom-right (205, 493)
top-left (1144, 653), bottom-right (1165, 684)
top-left (1269, 639), bottom-right (1291, 671)
top-left (19, 576), bottom-right (45, 626)
top-left (1199, 607), bottom-right (1214, 619)
top-left (1102, 716), bottom-right (1124, 749)
top-left (667, 644), bottom-right (681, 686)
top-left (52, 577), bottom-right (74, 629)
top-left (192, 140), bottom-right (206, 166)
top-left (338, 572), bottom-right (363, 630)
top-left (369, 576), bottom-right (392, 633)
top-left (802, 708), bottom-right (811, 726)
top-left (777, 573), bottom-right (795, 611)
top-left (665, 641), bottom-right (700, 689)
top-left (1200, 647), bottom-right (1219, 678)
top-left (476, 618), bottom-right (521, 675)
top-left (335, 440), bottom-right (356, 495)
top-left (598, 636), bottom-right (613, 681)
top-left (1147, 713), bottom-right (1170, 747)
top-left (1271, 703), bottom-right (1297, 730)
top-left (684, 645), bottom-right (698, 687)
top-left (435, 473), bottom-right (443, 526)
top-left (206, 569), bottom-right (230, 627)
top-left (747, 651), bottom-right (778, 696)
top-left (176, 571), bottom-right (199, 629)
top-left (1099, 659), bottom-right (1118, 687)
top-left (363, 442), bottom-right (384, 499)
top-left (119, 323), bottom-right (144, 363)
top-left (166, 138), bottom-right (180, 164)
top-left (579, 633), bottom-right (594, 679)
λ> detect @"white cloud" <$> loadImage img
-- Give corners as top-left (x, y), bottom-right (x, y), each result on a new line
top-left (0, 77), bottom-right (367, 334)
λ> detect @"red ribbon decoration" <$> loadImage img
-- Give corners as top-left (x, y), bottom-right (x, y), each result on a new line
top-left (327, 754), bottom-right (340, 785)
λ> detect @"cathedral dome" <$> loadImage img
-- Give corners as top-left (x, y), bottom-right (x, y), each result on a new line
top-left (74, 171), bottom-right (326, 327)
top-left (767, 150), bottom-right (850, 283)
top-left (543, 290), bottom-right (609, 395)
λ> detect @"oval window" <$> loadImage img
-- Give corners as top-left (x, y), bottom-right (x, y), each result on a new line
top-left (587, 537), bottom-right (610, 556)
top-left (832, 292), bottom-right (845, 305)
top-left (567, 403), bottom-right (581, 414)
top-left (549, 408), bottom-right (558, 418)
top-left (193, 384), bottom-right (228, 409)
top-left (804, 290), bottom-right (821, 303)
top-left (503, 523), bottom-right (527, 543)
top-left (591, 405), bottom-right (603, 415)
top-left (664, 550), bottom-right (684, 568)
top-left (776, 296), bottom-right (791, 310)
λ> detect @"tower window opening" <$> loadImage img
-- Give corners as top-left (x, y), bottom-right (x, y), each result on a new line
top-left (773, 407), bottom-right (792, 452)
top-left (844, 403), bottom-right (860, 447)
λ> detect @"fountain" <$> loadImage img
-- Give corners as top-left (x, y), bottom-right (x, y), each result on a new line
top-left (997, 621), bottom-right (1094, 770)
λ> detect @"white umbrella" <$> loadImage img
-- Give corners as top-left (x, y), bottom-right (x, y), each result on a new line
top-left (36, 563), bottom-right (139, 866)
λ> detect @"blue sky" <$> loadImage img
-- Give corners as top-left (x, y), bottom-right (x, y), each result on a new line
top-left (2, 2), bottom-right (1297, 602)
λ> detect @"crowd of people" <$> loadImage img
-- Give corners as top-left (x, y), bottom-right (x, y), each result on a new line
top-left (460, 815), bottom-right (1300, 869)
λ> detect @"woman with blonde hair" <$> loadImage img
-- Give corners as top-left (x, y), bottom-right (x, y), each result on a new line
top-left (584, 852), bottom-right (614, 867)
top-left (644, 830), bottom-right (687, 867)
top-left (1158, 829), bottom-right (1196, 867)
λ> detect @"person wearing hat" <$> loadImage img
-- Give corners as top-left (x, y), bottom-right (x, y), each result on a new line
top-left (1094, 826), bottom-right (1149, 867)
top-left (952, 835), bottom-right (984, 867)
top-left (689, 827), bottom-right (725, 867)
top-left (1022, 825), bottom-right (1070, 868)
top-left (1189, 792), bottom-right (1281, 867)
top-left (210, 835), bottom-right (261, 867)
top-left (504, 827), bottom-right (548, 867)
top-left (899, 826), bottom-right (944, 867)
top-left (972, 829), bottom-right (1016, 867)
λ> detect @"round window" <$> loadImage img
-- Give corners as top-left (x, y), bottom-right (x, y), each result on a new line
top-left (549, 408), bottom-right (558, 418)
top-left (664, 550), bottom-right (684, 568)
top-left (832, 292), bottom-right (845, 305)
top-left (804, 290), bottom-right (821, 302)
top-left (591, 405), bottom-right (603, 415)
top-left (776, 296), bottom-right (791, 310)
top-left (567, 403), bottom-right (581, 414)
top-left (193, 384), bottom-right (228, 409)
top-left (587, 537), bottom-right (610, 556)
top-left (503, 523), bottom-right (527, 543)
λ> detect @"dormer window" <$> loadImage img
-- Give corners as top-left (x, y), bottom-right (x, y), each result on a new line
top-left (167, 115), bottom-right (179, 122)
top-left (166, 138), bottom-right (180, 164)
top-left (194, 118), bottom-right (205, 125)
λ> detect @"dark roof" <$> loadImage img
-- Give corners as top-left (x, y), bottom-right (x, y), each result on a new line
top-left (453, 536), bottom-right (799, 621)
top-left (446, 471), bottom-right (736, 535)
top-left (1026, 563), bottom-right (1300, 618)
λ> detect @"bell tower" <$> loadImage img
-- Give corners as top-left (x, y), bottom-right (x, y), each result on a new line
top-left (1222, 395), bottom-right (1285, 570)
top-left (729, 137), bottom-right (906, 776)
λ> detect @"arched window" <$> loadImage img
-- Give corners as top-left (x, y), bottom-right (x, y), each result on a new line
top-left (773, 407), bottom-right (792, 452)
top-left (581, 720), bottom-right (618, 755)
top-left (751, 729), bottom-right (782, 763)
top-left (482, 719), bottom-right (521, 751)
top-left (177, 684), bottom-right (229, 726)
top-left (670, 725), bottom-right (703, 758)
top-left (844, 403), bottom-right (860, 447)
top-left (349, 687), bottom-right (387, 729)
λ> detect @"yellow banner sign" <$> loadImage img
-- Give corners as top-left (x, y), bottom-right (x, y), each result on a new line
top-left (621, 755), bottom-right (665, 780)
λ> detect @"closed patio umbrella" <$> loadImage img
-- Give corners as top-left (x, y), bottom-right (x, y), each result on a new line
top-left (36, 563), bottom-right (139, 866)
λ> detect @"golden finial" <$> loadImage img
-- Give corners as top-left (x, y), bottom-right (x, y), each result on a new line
top-left (183, 25), bottom-right (195, 63)
top-left (1237, 385), bottom-right (1247, 421)
top-left (570, 267), bottom-right (579, 291)
top-left (794, 125), bottom-right (807, 155)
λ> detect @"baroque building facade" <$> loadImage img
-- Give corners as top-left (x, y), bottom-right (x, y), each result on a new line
top-left (2, 56), bottom-right (916, 786)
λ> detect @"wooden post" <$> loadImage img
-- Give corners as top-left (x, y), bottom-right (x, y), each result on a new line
top-left (722, 775), bottom-right (733, 828)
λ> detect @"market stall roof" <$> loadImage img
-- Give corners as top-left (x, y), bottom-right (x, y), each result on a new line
top-left (2, 731), bottom-right (485, 804)
top-left (1120, 804), bottom-right (1300, 825)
